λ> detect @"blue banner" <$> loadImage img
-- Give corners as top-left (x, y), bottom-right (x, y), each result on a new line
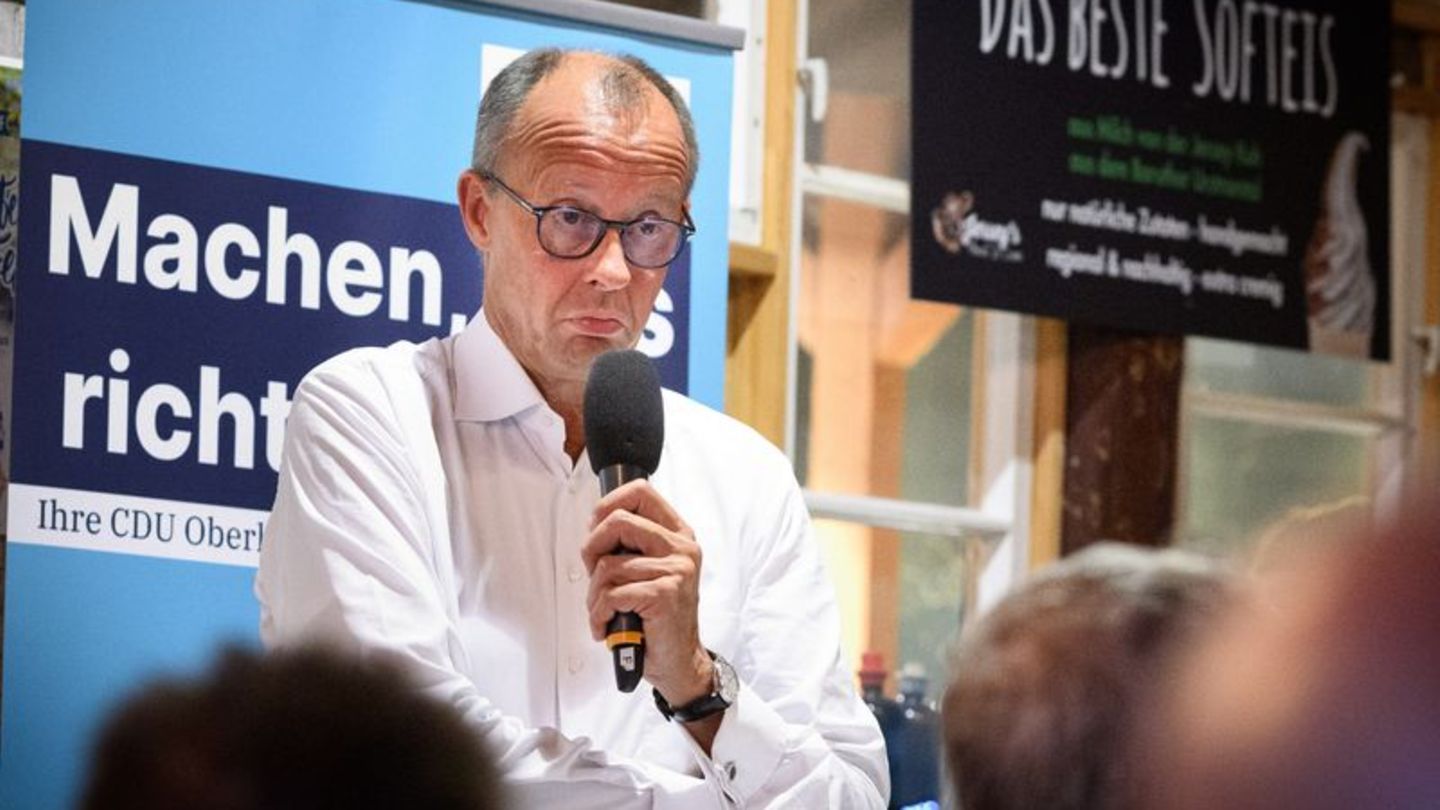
top-left (2, 2), bottom-right (734, 806)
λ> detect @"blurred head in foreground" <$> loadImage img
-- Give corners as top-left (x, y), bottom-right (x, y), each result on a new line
top-left (79, 645), bottom-right (503, 810)
top-left (942, 544), bottom-right (1234, 810)
top-left (1248, 495), bottom-right (1372, 575)
top-left (1138, 504), bottom-right (1440, 810)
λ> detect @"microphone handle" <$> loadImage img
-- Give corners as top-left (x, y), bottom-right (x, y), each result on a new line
top-left (605, 608), bottom-right (645, 693)
top-left (598, 463), bottom-right (649, 692)
top-left (598, 463), bottom-right (649, 495)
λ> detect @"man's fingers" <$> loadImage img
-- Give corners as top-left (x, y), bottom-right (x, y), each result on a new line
top-left (587, 553), bottom-right (694, 611)
top-left (591, 479), bottom-right (687, 533)
top-left (581, 509), bottom-right (697, 573)
top-left (580, 481), bottom-right (704, 651)
top-left (588, 576), bottom-right (687, 639)
top-left (580, 509), bottom-right (663, 572)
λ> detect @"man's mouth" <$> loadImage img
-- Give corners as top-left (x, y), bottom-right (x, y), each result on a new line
top-left (570, 315), bottom-right (626, 336)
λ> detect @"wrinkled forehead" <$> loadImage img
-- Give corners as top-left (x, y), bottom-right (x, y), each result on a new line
top-left (499, 55), bottom-right (690, 187)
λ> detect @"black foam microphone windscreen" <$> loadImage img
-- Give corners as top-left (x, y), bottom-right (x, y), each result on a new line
top-left (583, 349), bottom-right (664, 692)
top-left (585, 349), bottom-right (664, 479)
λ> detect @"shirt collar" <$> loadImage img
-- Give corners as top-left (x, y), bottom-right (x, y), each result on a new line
top-left (453, 308), bottom-right (548, 422)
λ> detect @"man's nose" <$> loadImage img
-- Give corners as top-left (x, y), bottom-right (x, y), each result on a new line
top-left (587, 228), bottom-right (632, 291)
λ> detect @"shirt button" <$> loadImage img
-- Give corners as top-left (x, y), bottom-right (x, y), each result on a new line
top-left (567, 566), bottom-right (583, 583)
top-left (568, 655), bottom-right (584, 674)
top-left (724, 762), bottom-right (737, 780)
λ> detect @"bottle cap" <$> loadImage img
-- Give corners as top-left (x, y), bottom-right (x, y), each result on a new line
top-left (859, 651), bottom-right (888, 687)
top-left (899, 662), bottom-right (928, 696)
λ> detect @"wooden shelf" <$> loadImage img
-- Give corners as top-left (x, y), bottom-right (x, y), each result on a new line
top-left (728, 242), bottom-right (779, 278)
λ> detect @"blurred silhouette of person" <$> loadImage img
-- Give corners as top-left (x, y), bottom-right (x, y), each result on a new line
top-left (79, 645), bottom-right (504, 810)
top-left (942, 544), bottom-right (1234, 810)
top-left (1247, 495), bottom-right (1372, 577)
top-left (1137, 503), bottom-right (1440, 810)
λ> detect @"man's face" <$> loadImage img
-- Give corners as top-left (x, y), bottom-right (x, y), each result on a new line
top-left (459, 57), bottom-right (690, 398)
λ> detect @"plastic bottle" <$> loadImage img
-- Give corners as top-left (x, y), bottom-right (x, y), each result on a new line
top-left (889, 662), bottom-right (940, 810)
top-left (858, 651), bottom-right (898, 726)
top-left (858, 652), bottom-right (905, 806)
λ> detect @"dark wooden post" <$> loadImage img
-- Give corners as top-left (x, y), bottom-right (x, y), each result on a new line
top-left (1061, 324), bottom-right (1185, 554)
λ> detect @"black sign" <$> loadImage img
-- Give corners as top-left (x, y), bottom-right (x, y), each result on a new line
top-left (913, 0), bottom-right (1390, 359)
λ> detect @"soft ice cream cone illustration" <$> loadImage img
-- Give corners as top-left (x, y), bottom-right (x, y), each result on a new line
top-left (1304, 132), bottom-right (1375, 357)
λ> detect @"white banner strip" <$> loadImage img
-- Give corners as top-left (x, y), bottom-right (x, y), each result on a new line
top-left (7, 483), bottom-right (268, 569)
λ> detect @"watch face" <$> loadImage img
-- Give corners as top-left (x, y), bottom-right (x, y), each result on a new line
top-left (714, 653), bottom-right (739, 704)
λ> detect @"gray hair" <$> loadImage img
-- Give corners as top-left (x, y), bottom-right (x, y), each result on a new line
top-left (942, 544), bottom-right (1234, 810)
top-left (469, 47), bottom-right (700, 194)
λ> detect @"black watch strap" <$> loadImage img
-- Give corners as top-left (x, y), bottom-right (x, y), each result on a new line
top-left (654, 687), bottom-right (730, 723)
top-left (653, 650), bottom-right (736, 723)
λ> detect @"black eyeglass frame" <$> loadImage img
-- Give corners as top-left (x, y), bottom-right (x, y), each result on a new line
top-left (480, 172), bottom-right (696, 269)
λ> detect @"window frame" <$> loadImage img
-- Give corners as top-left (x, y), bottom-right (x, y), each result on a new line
top-left (788, 0), bottom-right (1036, 629)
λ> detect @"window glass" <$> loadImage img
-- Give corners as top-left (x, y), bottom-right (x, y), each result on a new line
top-left (815, 518), bottom-right (998, 701)
top-left (901, 314), bottom-right (973, 507)
top-left (801, 0), bottom-right (1019, 710)
top-left (896, 530), bottom-right (997, 701)
top-left (796, 193), bottom-right (973, 507)
top-left (1187, 337), bottom-right (1375, 409)
top-left (804, 0), bottom-right (910, 179)
top-left (1179, 415), bottom-right (1371, 559)
top-left (1179, 111), bottom-right (1429, 561)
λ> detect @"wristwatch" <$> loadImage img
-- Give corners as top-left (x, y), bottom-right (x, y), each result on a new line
top-left (654, 650), bottom-right (738, 723)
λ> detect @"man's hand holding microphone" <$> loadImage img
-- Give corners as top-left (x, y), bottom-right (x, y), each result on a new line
top-left (580, 350), bottom-right (734, 753)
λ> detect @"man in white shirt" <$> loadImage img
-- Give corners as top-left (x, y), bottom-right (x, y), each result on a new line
top-left (256, 48), bottom-right (887, 808)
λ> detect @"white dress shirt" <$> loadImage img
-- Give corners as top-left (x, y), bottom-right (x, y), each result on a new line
top-left (255, 312), bottom-right (888, 808)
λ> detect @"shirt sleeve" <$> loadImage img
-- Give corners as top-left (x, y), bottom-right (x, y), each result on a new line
top-left (255, 358), bottom-right (727, 809)
top-left (687, 455), bottom-right (890, 808)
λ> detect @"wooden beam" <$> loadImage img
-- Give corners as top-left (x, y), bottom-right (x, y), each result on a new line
top-left (867, 362), bottom-right (908, 682)
top-left (1028, 318), bottom-right (1067, 570)
top-left (1422, 118), bottom-right (1440, 478)
top-left (875, 300), bottom-right (960, 369)
top-left (801, 91), bottom-right (911, 682)
top-left (1062, 325), bottom-right (1184, 553)
top-left (724, 0), bottom-right (797, 448)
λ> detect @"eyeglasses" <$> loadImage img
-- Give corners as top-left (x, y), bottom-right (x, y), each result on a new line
top-left (481, 173), bottom-right (695, 269)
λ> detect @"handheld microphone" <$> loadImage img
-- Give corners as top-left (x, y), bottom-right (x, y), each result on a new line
top-left (583, 349), bottom-right (665, 693)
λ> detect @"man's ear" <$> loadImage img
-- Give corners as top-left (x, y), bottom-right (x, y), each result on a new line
top-left (457, 170), bottom-right (492, 250)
